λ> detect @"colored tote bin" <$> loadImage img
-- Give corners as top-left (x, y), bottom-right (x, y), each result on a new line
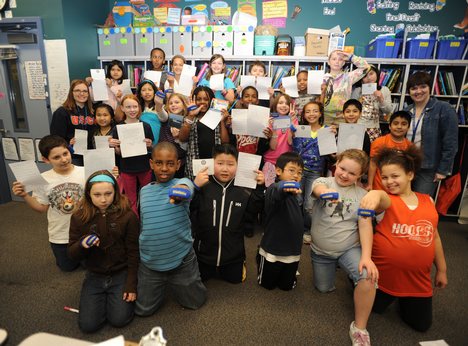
top-left (255, 35), bottom-right (275, 56)
top-left (436, 40), bottom-right (467, 60)
top-left (365, 38), bottom-right (402, 58)
top-left (97, 28), bottom-right (117, 57)
top-left (153, 27), bottom-right (173, 56)
top-left (134, 27), bottom-right (154, 57)
top-left (405, 39), bottom-right (436, 59)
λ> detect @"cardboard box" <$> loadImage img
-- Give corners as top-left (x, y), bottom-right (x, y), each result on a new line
top-left (305, 28), bottom-right (329, 56)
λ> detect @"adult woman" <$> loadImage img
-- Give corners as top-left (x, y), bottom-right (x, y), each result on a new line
top-left (405, 71), bottom-right (458, 197)
top-left (50, 80), bottom-right (95, 165)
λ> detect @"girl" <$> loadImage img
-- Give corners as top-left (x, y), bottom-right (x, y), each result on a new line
top-left (50, 79), bottom-right (95, 166)
top-left (290, 101), bottom-right (327, 243)
top-left (179, 86), bottom-right (230, 180)
top-left (321, 50), bottom-right (369, 126)
top-left (237, 60), bottom-right (271, 108)
top-left (310, 149), bottom-right (387, 346)
top-left (68, 170), bottom-right (139, 333)
top-left (294, 70), bottom-right (318, 120)
top-left (351, 65), bottom-right (393, 142)
top-left (149, 47), bottom-right (167, 90)
top-left (197, 54), bottom-right (236, 102)
top-left (92, 104), bottom-right (115, 149)
top-left (164, 54), bottom-right (196, 94)
top-left (370, 146), bottom-right (447, 332)
top-left (262, 92), bottom-right (297, 187)
top-left (111, 95), bottom-right (154, 215)
top-left (137, 79), bottom-right (168, 144)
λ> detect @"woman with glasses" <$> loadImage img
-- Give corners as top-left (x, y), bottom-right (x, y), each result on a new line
top-left (50, 79), bottom-right (95, 165)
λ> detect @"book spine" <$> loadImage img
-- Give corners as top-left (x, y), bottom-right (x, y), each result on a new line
top-left (197, 63), bottom-right (209, 81)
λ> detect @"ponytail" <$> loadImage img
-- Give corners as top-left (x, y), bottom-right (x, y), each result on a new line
top-left (374, 145), bottom-right (422, 174)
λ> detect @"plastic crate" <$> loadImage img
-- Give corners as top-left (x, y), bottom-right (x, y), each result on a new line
top-left (365, 38), bottom-right (402, 58)
top-left (405, 38), bottom-right (436, 59)
top-left (436, 39), bottom-right (467, 60)
top-left (254, 35), bottom-right (275, 55)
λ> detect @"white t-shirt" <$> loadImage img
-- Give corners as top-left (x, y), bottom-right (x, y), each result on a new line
top-left (33, 166), bottom-right (85, 244)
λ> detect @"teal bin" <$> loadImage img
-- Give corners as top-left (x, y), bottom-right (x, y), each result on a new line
top-left (255, 35), bottom-right (275, 55)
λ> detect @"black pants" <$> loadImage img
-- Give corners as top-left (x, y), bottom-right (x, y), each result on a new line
top-left (198, 260), bottom-right (244, 284)
top-left (256, 253), bottom-right (298, 291)
top-left (372, 289), bottom-right (432, 332)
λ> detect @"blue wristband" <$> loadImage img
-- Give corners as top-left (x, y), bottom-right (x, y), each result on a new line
top-left (290, 124), bottom-right (297, 132)
top-left (187, 105), bottom-right (198, 112)
top-left (168, 187), bottom-right (191, 199)
top-left (164, 88), bottom-right (174, 94)
top-left (155, 91), bottom-right (165, 98)
top-left (279, 181), bottom-right (300, 189)
top-left (357, 208), bottom-right (375, 217)
top-left (320, 192), bottom-right (339, 200)
top-left (167, 71), bottom-right (175, 77)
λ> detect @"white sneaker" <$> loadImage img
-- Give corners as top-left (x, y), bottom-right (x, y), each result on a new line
top-left (303, 234), bottom-right (312, 244)
top-left (349, 321), bottom-right (371, 346)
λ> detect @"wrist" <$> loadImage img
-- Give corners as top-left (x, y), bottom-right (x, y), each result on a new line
top-left (184, 117), bottom-right (194, 125)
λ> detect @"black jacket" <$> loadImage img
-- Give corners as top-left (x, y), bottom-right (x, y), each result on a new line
top-left (190, 176), bottom-right (265, 266)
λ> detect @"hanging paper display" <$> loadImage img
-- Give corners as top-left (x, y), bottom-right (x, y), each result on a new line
top-left (238, 0), bottom-right (257, 17)
top-left (154, 7), bottom-right (168, 24)
top-left (262, 0), bottom-right (287, 28)
top-left (211, 1), bottom-right (231, 25)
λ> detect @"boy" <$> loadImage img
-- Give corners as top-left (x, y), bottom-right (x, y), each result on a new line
top-left (342, 99), bottom-right (371, 156)
top-left (368, 111), bottom-right (412, 190)
top-left (257, 151), bottom-right (304, 290)
top-left (11, 135), bottom-right (84, 271)
top-left (191, 144), bottom-right (265, 283)
top-left (136, 142), bottom-right (206, 317)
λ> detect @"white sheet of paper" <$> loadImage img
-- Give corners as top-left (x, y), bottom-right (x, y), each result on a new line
top-left (117, 122), bottom-right (147, 158)
top-left (182, 64), bottom-right (197, 77)
top-left (317, 127), bottom-right (337, 155)
top-left (281, 76), bottom-right (299, 97)
top-left (2, 138), bottom-right (19, 161)
top-left (240, 75), bottom-right (256, 89)
top-left (18, 138), bottom-right (36, 161)
top-left (167, 7), bottom-right (182, 25)
top-left (143, 71), bottom-right (162, 85)
top-left (200, 109), bottom-right (222, 130)
top-left (120, 79), bottom-right (133, 96)
top-left (273, 116), bottom-right (291, 130)
top-left (93, 335), bottom-right (125, 346)
top-left (209, 74), bottom-right (225, 91)
top-left (231, 109), bottom-right (249, 135)
top-left (73, 129), bottom-right (88, 155)
top-left (92, 79), bottom-right (109, 101)
top-left (337, 123), bottom-right (366, 153)
top-left (295, 125), bottom-right (312, 138)
top-left (362, 83), bottom-right (377, 95)
top-left (34, 139), bottom-right (44, 162)
top-left (419, 340), bottom-right (449, 346)
top-left (256, 76), bottom-right (272, 100)
top-left (174, 64), bottom-right (197, 96)
top-left (307, 70), bottom-right (325, 94)
top-left (84, 148), bottom-right (116, 179)
top-left (234, 152), bottom-right (262, 189)
top-left (94, 136), bottom-right (110, 150)
top-left (192, 158), bottom-right (214, 176)
top-left (247, 105), bottom-right (270, 138)
top-left (91, 69), bottom-right (106, 80)
top-left (9, 160), bottom-right (48, 192)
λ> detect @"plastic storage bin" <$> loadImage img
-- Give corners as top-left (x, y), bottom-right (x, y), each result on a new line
top-left (436, 39), bottom-right (467, 60)
top-left (365, 38), bottom-right (402, 58)
top-left (255, 35), bottom-right (275, 55)
top-left (405, 38), bottom-right (436, 59)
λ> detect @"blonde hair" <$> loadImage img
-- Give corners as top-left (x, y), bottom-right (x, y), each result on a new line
top-left (336, 149), bottom-right (369, 175)
top-left (165, 93), bottom-right (188, 116)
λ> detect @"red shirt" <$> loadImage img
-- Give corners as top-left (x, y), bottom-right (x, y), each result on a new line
top-left (372, 193), bottom-right (437, 297)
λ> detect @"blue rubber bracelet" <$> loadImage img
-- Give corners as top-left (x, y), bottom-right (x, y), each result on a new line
top-left (85, 234), bottom-right (97, 246)
top-left (320, 192), bottom-right (339, 200)
top-left (156, 91), bottom-right (165, 98)
top-left (187, 105), bottom-right (198, 112)
top-left (167, 71), bottom-right (175, 76)
top-left (290, 124), bottom-right (297, 132)
top-left (168, 187), bottom-right (191, 199)
top-left (357, 208), bottom-right (375, 217)
top-left (279, 181), bottom-right (300, 189)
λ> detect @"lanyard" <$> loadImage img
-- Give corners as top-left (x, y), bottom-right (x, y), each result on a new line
top-left (411, 111), bottom-right (424, 143)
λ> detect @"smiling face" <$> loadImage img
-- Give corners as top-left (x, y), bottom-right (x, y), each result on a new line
top-left (276, 162), bottom-right (303, 182)
top-left (151, 49), bottom-right (165, 70)
top-left (210, 57), bottom-right (225, 74)
top-left (241, 88), bottom-right (259, 106)
top-left (297, 72), bottom-right (308, 92)
top-left (214, 153), bottom-right (237, 183)
top-left (303, 103), bottom-right (322, 126)
top-left (389, 116), bottom-right (410, 141)
top-left (334, 157), bottom-right (362, 187)
top-left (95, 107), bottom-right (112, 129)
top-left (109, 64), bottom-right (123, 81)
top-left (343, 104), bottom-right (361, 124)
top-left (168, 95), bottom-right (185, 114)
top-left (90, 182), bottom-right (115, 212)
top-left (276, 95), bottom-right (290, 115)
top-left (250, 64), bottom-right (266, 77)
top-left (380, 163), bottom-right (413, 195)
top-left (44, 146), bottom-right (73, 174)
top-left (194, 91), bottom-right (211, 114)
top-left (150, 148), bottom-right (180, 183)
top-left (409, 84), bottom-right (430, 105)
top-left (140, 83), bottom-right (155, 104)
top-left (72, 83), bottom-right (89, 106)
top-left (362, 69), bottom-right (378, 84)
top-left (172, 57), bottom-right (185, 76)
top-left (121, 98), bottom-right (141, 121)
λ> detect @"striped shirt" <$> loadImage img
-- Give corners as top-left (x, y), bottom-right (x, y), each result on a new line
top-left (139, 178), bottom-right (194, 271)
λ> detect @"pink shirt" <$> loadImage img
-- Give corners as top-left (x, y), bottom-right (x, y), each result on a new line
top-left (263, 117), bottom-right (298, 164)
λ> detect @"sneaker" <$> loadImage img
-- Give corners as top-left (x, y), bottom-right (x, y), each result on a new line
top-left (349, 321), bottom-right (371, 346)
top-left (303, 234), bottom-right (312, 244)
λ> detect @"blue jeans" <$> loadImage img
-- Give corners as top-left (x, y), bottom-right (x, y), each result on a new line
top-left (412, 168), bottom-right (438, 198)
top-left (135, 248), bottom-right (207, 317)
top-left (311, 247), bottom-right (368, 293)
top-left (302, 170), bottom-right (321, 234)
top-left (78, 270), bottom-right (135, 333)
top-left (50, 243), bottom-right (80, 272)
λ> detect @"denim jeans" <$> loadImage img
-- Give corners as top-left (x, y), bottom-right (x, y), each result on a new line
top-left (412, 168), bottom-right (438, 198)
top-left (301, 170), bottom-right (321, 234)
top-left (50, 243), bottom-right (80, 272)
top-left (310, 246), bottom-right (368, 293)
top-left (78, 270), bottom-right (135, 333)
top-left (135, 248), bottom-right (207, 317)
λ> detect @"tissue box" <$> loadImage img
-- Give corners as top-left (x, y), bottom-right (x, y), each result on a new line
top-left (305, 28), bottom-right (329, 56)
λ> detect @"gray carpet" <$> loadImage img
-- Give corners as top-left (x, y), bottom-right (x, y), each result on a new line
top-left (0, 201), bottom-right (467, 345)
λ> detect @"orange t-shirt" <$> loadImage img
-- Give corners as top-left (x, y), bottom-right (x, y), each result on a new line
top-left (372, 193), bottom-right (437, 297)
top-left (370, 135), bottom-right (411, 191)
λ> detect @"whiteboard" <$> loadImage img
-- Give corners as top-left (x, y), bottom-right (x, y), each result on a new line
top-left (44, 39), bottom-right (70, 112)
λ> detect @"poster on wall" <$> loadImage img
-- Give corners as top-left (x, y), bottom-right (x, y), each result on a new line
top-left (24, 61), bottom-right (46, 100)
top-left (44, 40), bottom-right (70, 113)
top-left (262, 0), bottom-right (287, 28)
top-left (238, 0), bottom-right (257, 17)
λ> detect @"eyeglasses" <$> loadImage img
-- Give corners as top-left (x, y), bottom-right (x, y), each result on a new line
top-left (286, 168), bottom-right (303, 177)
top-left (73, 89), bottom-right (89, 94)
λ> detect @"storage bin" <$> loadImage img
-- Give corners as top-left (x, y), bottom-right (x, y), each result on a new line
top-left (436, 39), bottom-right (467, 60)
top-left (254, 35), bottom-right (275, 55)
top-left (405, 38), bottom-right (436, 59)
top-left (365, 38), bottom-right (402, 58)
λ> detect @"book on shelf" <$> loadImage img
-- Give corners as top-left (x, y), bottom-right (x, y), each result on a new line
top-left (270, 65), bottom-right (295, 89)
top-left (127, 64), bottom-right (144, 88)
top-left (380, 68), bottom-right (402, 93)
top-left (435, 71), bottom-right (457, 96)
top-left (462, 82), bottom-right (468, 95)
top-left (225, 65), bottom-right (243, 85)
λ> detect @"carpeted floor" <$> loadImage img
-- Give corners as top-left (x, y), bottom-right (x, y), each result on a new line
top-left (0, 201), bottom-right (467, 345)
